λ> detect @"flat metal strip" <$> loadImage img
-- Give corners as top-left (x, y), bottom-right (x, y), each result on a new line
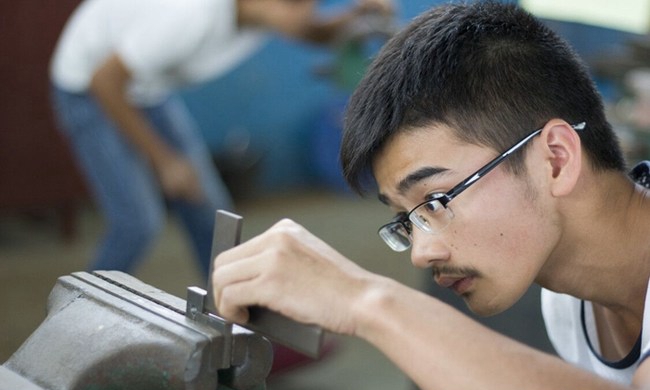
top-left (206, 210), bottom-right (242, 313)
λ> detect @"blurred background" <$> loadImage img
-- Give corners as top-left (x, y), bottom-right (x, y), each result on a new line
top-left (2, 0), bottom-right (650, 389)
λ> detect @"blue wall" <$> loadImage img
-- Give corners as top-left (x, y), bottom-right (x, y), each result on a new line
top-left (181, 38), bottom-right (338, 192)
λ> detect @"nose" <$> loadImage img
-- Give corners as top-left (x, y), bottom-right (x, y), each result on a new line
top-left (409, 227), bottom-right (451, 269)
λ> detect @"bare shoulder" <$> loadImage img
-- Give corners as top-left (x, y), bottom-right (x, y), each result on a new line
top-left (633, 356), bottom-right (650, 387)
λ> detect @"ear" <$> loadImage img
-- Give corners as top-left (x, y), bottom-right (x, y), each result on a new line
top-left (538, 119), bottom-right (582, 197)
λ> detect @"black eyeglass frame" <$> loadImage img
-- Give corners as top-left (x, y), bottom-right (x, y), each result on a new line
top-left (378, 121), bottom-right (587, 251)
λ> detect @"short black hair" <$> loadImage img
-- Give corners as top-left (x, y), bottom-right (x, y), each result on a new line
top-left (341, 1), bottom-right (625, 193)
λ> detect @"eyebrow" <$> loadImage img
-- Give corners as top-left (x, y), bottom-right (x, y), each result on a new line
top-left (398, 166), bottom-right (448, 193)
top-left (378, 166), bottom-right (449, 205)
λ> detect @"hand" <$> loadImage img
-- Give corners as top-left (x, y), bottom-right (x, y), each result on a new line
top-left (155, 154), bottom-right (204, 203)
top-left (211, 219), bottom-right (375, 335)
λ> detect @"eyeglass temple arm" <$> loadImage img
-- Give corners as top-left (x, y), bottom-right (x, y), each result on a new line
top-left (444, 122), bottom-right (586, 202)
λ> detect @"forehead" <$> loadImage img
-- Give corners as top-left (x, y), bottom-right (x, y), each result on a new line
top-left (372, 124), bottom-right (492, 203)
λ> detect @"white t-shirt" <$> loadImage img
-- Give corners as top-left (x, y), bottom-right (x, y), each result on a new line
top-left (541, 280), bottom-right (650, 384)
top-left (50, 0), bottom-right (264, 106)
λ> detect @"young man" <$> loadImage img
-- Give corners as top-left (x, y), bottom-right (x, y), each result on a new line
top-left (51, 0), bottom-right (390, 276)
top-left (212, 1), bottom-right (650, 388)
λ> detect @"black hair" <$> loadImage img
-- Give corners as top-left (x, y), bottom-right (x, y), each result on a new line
top-left (341, 1), bottom-right (625, 194)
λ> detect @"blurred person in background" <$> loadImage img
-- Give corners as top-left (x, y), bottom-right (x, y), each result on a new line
top-left (50, 0), bottom-right (392, 278)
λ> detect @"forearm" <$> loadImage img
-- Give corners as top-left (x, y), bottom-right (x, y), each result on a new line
top-left (298, 10), bottom-right (358, 44)
top-left (354, 278), bottom-right (628, 390)
top-left (299, 0), bottom-right (392, 44)
top-left (89, 54), bottom-right (174, 169)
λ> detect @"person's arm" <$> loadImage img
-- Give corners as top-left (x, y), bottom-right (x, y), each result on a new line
top-left (298, 0), bottom-right (394, 44)
top-left (239, 0), bottom-right (393, 45)
top-left (211, 219), bottom-right (643, 390)
top-left (358, 278), bottom-right (635, 390)
top-left (89, 54), bottom-right (202, 202)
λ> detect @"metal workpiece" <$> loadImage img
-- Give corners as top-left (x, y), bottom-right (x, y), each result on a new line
top-left (1, 209), bottom-right (323, 390)
top-left (206, 209), bottom-right (243, 314)
top-left (1, 271), bottom-right (272, 390)
top-left (185, 285), bottom-right (273, 390)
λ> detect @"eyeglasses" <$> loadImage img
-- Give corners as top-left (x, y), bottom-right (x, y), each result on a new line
top-left (378, 122), bottom-right (586, 252)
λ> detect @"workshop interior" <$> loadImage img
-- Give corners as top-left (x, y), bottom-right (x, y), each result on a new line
top-left (2, 0), bottom-right (650, 389)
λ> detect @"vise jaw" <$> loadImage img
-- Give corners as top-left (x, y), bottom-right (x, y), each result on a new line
top-left (0, 270), bottom-right (272, 390)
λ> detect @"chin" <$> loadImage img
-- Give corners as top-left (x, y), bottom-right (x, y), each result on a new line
top-left (464, 293), bottom-right (511, 318)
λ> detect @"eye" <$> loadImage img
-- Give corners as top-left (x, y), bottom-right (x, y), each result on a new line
top-left (391, 212), bottom-right (412, 234)
top-left (423, 202), bottom-right (438, 212)
top-left (425, 192), bottom-right (446, 201)
top-left (426, 198), bottom-right (451, 212)
top-left (402, 219), bottom-right (413, 234)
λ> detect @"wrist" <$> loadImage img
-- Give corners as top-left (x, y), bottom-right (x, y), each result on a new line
top-left (349, 275), bottom-right (400, 339)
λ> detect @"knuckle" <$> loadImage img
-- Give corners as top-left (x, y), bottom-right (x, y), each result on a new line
top-left (265, 245), bottom-right (291, 267)
top-left (273, 218), bottom-right (303, 232)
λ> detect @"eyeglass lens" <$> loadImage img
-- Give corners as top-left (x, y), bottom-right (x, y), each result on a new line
top-left (379, 199), bottom-right (453, 251)
top-left (409, 199), bottom-right (450, 233)
top-left (378, 222), bottom-right (411, 252)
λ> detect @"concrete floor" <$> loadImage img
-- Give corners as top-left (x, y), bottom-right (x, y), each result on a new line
top-left (0, 190), bottom-right (554, 389)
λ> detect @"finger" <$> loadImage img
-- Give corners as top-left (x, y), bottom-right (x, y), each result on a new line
top-left (211, 255), bottom-right (262, 307)
top-left (212, 258), bottom-right (259, 290)
top-left (217, 288), bottom-right (251, 324)
top-left (214, 266), bottom-right (273, 324)
top-left (218, 281), bottom-right (262, 323)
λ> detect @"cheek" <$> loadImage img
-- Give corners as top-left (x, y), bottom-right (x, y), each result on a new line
top-left (469, 201), bottom-right (546, 267)
top-left (441, 172), bottom-right (554, 315)
top-left (449, 183), bottom-right (550, 298)
top-left (457, 223), bottom-right (545, 316)
top-left (451, 173), bottom-right (545, 256)
top-left (450, 203), bottom-right (535, 254)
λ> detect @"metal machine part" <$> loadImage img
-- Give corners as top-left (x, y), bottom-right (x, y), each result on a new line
top-left (1, 271), bottom-right (272, 390)
top-left (1, 210), bottom-right (324, 389)
top-left (207, 210), bottom-right (324, 359)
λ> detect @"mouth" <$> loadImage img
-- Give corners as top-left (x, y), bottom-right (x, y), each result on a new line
top-left (435, 275), bottom-right (475, 295)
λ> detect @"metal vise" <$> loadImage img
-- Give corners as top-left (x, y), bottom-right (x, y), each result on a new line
top-left (0, 271), bottom-right (272, 390)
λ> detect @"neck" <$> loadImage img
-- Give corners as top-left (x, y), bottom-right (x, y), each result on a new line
top-left (538, 171), bottom-right (650, 320)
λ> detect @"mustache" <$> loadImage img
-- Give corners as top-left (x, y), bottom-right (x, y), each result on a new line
top-left (431, 265), bottom-right (481, 279)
